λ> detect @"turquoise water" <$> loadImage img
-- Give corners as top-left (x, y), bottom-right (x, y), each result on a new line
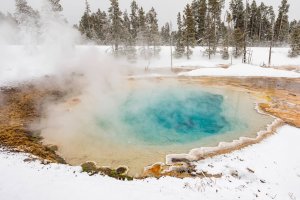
top-left (121, 88), bottom-right (232, 144)
top-left (94, 86), bottom-right (247, 145)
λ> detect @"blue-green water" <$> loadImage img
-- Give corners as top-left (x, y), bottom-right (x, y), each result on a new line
top-left (121, 88), bottom-right (232, 144)
top-left (94, 86), bottom-right (248, 146)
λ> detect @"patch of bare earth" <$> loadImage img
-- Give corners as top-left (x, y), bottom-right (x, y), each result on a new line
top-left (0, 84), bottom-right (66, 163)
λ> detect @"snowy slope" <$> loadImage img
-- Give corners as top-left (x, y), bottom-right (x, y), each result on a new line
top-left (0, 125), bottom-right (299, 200)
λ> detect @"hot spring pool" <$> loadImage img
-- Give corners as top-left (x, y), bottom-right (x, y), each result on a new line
top-left (41, 81), bottom-right (274, 176)
top-left (119, 88), bottom-right (237, 144)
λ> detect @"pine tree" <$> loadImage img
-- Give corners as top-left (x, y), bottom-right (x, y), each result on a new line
top-left (219, 21), bottom-right (229, 60)
top-left (130, 0), bottom-right (139, 43)
top-left (145, 7), bottom-right (160, 57)
top-left (137, 7), bottom-right (146, 45)
top-left (204, 13), bottom-right (215, 59)
top-left (247, 0), bottom-right (275, 44)
top-left (121, 10), bottom-right (137, 60)
top-left (206, 0), bottom-right (224, 55)
top-left (108, 0), bottom-right (123, 53)
top-left (225, 11), bottom-right (234, 54)
top-left (289, 20), bottom-right (298, 33)
top-left (91, 9), bottom-right (109, 44)
top-left (197, 0), bottom-right (207, 45)
top-left (191, 0), bottom-right (200, 44)
top-left (183, 4), bottom-right (196, 59)
top-left (258, 4), bottom-right (275, 43)
top-left (161, 22), bottom-right (171, 45)
top-left (274, 0), bottom-right (290, 44)
top-left (248, 0), bottom-right (257, 42)
top-left (230, 0), bottom-right (245, 57)
top-left (15, 0), bottom-right (39, 25)
top-left (79, 0), bottom-right (93, 40)
top-left (175, 12), bottom-right (185, 58)
top-left (137, 6), bottom-right (148, 58)
top-left (289, 21), bottom-right (300, 57)
top-left (47, 0), bottom-right (63, 12)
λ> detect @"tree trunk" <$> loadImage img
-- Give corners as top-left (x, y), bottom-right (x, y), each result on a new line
top-left (187, 44), bottom-right (190, 59)
top-left (208, 41), bottom-right (211, 60)
top-left (268, 31), bottom-right (274, 67)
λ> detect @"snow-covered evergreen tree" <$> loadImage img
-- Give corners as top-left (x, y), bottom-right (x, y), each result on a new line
top-left (160, 22), bottom-right (171, 45)
top-left (130, 0), bottom-right (139, 43)
top-left (47, 0), bottom-right (63, 12)
top-left (206, 0), bottom-right (224, 56)
top-left (91, 9), bottom-right (109, 44)
top-left (122, 10), bottom-right (137, 60)
top-left (183, 4), bottom-right (196, 59)
top-left (191, 0), bottom-right (207, 45)
top-left (198, 0), bottom-right (207, 45)
top-left (175, 12), bottom-right (185, 58)
top-left (191, 0), bottom-right (200, 44)
top-left (289, 21), bottom-right (300, 57)
top-left (14, 0), bottom-right (39, 25)
top-left (248, 0), bottom-right (257, 42)
top-left (274, 0), bottom-right (290, 44)
top-left (79, 0), bottom-right (93, 40)
top-left (108, 0), bottom-right (123, 53)
top-left (219, 20), bottom-right (229, 60)
top-left (137, 7), bottom-right (146, 43)
top-left (230, 0), bottom-right (245, 57)
top-left (145, 7), bottom-right (160, 57)
top-left (204, 12), bottom-right (215, 59)
top-left (289, 20), bottom-right (298, 34)
top-left (14, 0), bottom-right (40, 45)
top-left (260, 4), bottom-right (275, 43)
top-left (137, 7), bottom-right (148, 57)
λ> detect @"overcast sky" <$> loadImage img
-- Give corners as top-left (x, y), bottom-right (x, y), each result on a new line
top-left (1, 0), bottom-right (299, 27)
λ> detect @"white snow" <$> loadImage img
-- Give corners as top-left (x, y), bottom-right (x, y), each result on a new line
top-left (0, 125), bottom-right (299, 200)
top-left (135, 46), bottom-right (300, 69)
top-left (178, 63), bottom-right (300, 78)
top-left (1, 46), bottom-right (299, 86)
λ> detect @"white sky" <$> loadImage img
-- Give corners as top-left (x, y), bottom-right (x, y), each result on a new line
top-left (1, 0), bottom-right (299, 27)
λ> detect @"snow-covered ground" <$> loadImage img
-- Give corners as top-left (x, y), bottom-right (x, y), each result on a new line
top-left (1, 46), bottom-right (300, 86)
top-left (178, 63), bottom-right (300, 78)
top-left (152, 46), bottom-right (300, 68)
top-left (75, 46), bottom-right (300, 69)
top-left (0, 125), bottom-right (299, 200)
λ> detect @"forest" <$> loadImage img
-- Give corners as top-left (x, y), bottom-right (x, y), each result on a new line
top-left (1, 0), bottom-right (300, 61)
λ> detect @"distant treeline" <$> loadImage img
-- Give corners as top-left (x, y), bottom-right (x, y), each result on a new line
top-left (1, 0), bottom-right (300, 60)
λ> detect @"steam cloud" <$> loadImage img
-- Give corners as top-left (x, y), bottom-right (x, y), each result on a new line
top-left (0, 0), bottom-right (168, 155)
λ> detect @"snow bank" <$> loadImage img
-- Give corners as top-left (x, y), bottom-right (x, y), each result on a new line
top-left (0, 125), bottom-right (299, 200)
top-left (134, 46), bottom-right (300, 69)
top-left (1, 46), bottom-right (300, 87)
top-left (179, 63), bottom-right (300, 78)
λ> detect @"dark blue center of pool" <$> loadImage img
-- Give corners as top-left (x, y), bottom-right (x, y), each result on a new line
top-left (119, 87), bottom-right (232, 145)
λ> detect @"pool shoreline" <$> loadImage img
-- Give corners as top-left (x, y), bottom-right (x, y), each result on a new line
top-left (0, 76), bottom-right (298, 179)
top-left (144, 115), bottom-right (283, 178)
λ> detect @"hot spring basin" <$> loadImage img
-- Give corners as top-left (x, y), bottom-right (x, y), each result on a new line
top-left (120, 88), bottom-right (234, 144)
top-left (41, 81), bottom-right (274, 176)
